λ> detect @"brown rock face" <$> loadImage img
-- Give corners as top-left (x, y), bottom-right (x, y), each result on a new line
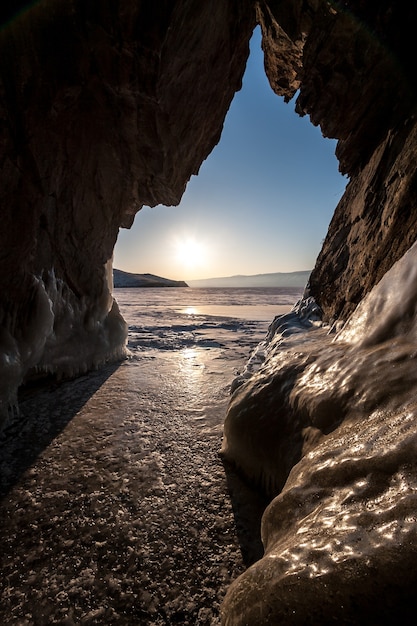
top-left (255, 0), bottom-right (417, 321)
top-left (0, 0), bottom-right (255, 415)
top-left (2, 1), bottom-right (417, 622)
top-left (309, 118), bottom-right (417, 321)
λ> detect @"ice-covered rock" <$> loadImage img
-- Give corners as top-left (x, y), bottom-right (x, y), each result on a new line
top-left (0, 264), bottom-right (127, 427)
top-left (229, 296), bottom-right (323, 394)
top-left (221, 241), bottom-right (417, 623)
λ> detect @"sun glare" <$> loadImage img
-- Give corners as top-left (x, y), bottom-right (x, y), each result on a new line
top-left (174, 236), bottom-right (208, 269)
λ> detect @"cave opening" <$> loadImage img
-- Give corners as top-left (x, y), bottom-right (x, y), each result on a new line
top-left (106, 23), bottom-right (347, 583)
top-left (113, 26), bottom-right (346, 287)
top-left (3, 2), bottom-right (417, 624)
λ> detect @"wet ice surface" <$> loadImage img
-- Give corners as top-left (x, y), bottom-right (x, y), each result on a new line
top-left (0, 287), bottom-right (299, 625)
top-left (221, 243), bottom-right (417, 624)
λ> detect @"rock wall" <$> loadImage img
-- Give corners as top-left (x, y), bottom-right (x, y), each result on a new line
top-left (256, 0), bottom-right (417, 321)
top-left (0, 0), bottom-right (255, 418)
top-left (2, 0), bottom-right (417, 622)
top-left (220, 2), bottom-right (417, 623)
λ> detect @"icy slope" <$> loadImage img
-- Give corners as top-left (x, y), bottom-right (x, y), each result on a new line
top-left (221, 240), bottom-right (417, 623)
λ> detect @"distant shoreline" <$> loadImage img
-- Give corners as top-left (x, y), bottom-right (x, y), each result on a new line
top-left (113, 269), bottom-right (188, 288)
top-left (114, 268), bottom-right (311, 289)
top-left (187, 270), bottom-right (311, 289)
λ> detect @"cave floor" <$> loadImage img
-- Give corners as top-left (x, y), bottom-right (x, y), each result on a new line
top-left (0, 348), bottom-right (267, 625)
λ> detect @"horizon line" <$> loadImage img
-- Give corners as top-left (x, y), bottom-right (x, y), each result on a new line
top-left (114, 267), bottom-right (312, 281)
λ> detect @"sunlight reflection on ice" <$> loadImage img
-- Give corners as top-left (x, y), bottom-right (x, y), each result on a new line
top-left (174, 347), bottom-right (206, 407)
top-left (182, 347), bottom-right (198, 360)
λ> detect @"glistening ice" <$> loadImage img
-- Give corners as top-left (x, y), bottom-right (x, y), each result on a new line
top-left (221, 240), bottom-right (417, 624)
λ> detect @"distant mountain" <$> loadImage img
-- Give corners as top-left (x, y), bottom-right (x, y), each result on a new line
top-left (187, 271), bottom-right (311, 288)
top-left (113, 269), bottom-right (188, 288)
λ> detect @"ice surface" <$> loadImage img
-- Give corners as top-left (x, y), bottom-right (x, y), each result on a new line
top-left (0, 286), bottom-right (298, 625)
top-left (336, 238), bottom-right (417, 346)
top-left (221, 241), bottom-right (417, 623)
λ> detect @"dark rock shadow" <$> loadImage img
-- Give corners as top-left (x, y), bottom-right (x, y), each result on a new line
top-left (222, 458), bottom-right (270, 567)
top-left (0, 362), bottom-right (121, 500)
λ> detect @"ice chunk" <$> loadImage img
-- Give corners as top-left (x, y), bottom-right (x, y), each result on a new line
top-left (230, 296), bottom-right (324, 393)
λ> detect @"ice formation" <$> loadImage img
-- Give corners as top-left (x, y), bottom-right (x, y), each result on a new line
top-left (221, 240), bottom-right (417, 624)
top-left (0, 262), bottom-right (127, 428)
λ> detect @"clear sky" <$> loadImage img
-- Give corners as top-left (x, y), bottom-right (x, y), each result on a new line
top-left (114, 27), bottom-right (347, 281)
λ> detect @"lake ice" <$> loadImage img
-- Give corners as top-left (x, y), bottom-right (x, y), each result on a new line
top-left (0, 286), bottom-right (301, 625)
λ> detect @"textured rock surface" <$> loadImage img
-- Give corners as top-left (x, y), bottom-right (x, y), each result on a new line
top-left (220, 3), bottom-right (417, 623)
top-left (309, 117), bottom-right (417, 321)
top-left (2, 1), bottom-right (417, 623)
top-left (256, 0), bottom-right (417, 321)
top-left (0, 0), bottom-right (255, 416)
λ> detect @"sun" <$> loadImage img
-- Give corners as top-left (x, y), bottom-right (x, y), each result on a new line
top-left (174, 236), bottom-right (208, 269)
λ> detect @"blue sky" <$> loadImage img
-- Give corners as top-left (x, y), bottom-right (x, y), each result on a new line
top-left (114, 27), bottom-right (346, 281)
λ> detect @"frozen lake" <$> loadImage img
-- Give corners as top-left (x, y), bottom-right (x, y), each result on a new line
top-left (0, 287), bottom-right (302, 625)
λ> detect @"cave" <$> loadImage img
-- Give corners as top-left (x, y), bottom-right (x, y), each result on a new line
top-left (1, 1), bottom-right (417, 624)
top-left (1, 0), bottom-right (416, 414)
